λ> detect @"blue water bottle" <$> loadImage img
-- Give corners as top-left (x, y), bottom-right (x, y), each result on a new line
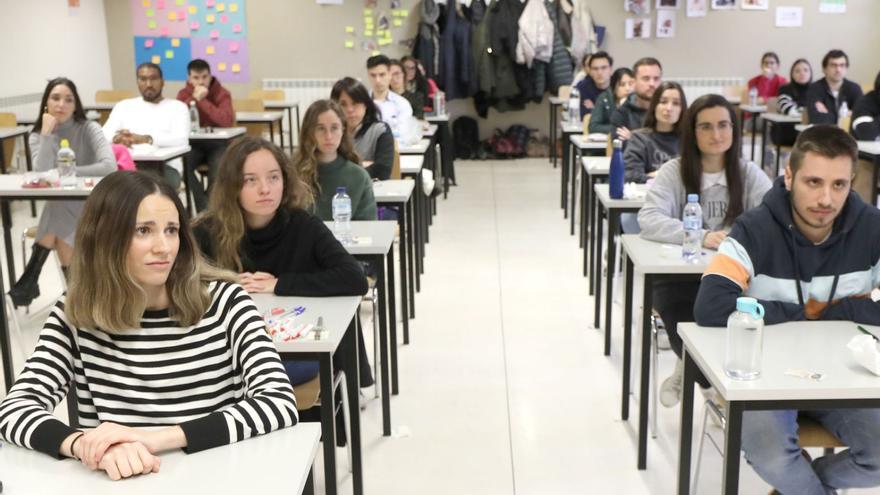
top-left (609, 138), bottom-right (625, 199)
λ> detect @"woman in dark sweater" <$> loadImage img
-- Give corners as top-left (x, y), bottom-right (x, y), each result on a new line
top-left (390, 59), bottom-right (425, 120)
top-left (624, 81), bottom-right (688, 183)
top-left (193, 136), bottom-right (371, 387)
top-left (773, 59), bottom-right (813, 146)
top-left (331, 77), bottom-right (394, 181)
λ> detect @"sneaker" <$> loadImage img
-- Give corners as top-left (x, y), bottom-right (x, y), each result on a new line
top-left (660, 359), bottom-right (684, 407)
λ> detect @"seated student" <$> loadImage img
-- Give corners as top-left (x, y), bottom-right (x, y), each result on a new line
top-left (624, 81), bottom-right (687, 183)
top-left (176, 58), bottom-right (234, 212)
top-left (0, 171), bottom-right (297, 481)
top-left (806, 49), bottom-right (864, 125)
top-left (611, 57), bottom-right (662, 140)
top-left (294, 99), bottom-right (377, 222)
top-left (8, 78), bottom-right (116, 307)
top-left (773, 58), bottom-right (813, 147)
top-left (747, 51), bottom-right (788, 103)
top-left (589, 67), bottom-right (634, 135)
top-left (575, 51), bottom-right (613, 119)
top-left (192, 136), bottom-right (370, 386)
top-left (390, 59), bottom-right (425, 120)
top-left (852, 70), bottom-right (880, 141)
top-left (695, 125), bottom-right (880, 494)
top-left (638, 94), bottom-right (772, 407)
top-left (366, 54), bottom-right (413, 133)
top-left (402, 55), bottom-right (431, 113)
top-left (331, 77), bottom-right (394, 181)
top-left (103, 62), bottom-right (189, 189)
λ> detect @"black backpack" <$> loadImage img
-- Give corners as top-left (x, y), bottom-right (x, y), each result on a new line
top-left (453, 117), bottom-right (480, 159)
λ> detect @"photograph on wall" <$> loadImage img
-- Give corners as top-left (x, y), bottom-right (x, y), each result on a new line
top-left (625, 0), bottom-right (650, 15)
top-left (656, 10), bottom-right (676, 37)
top-left (775, 6), bottom-right (803, 27)
top-left (686, 0), bottom-right (707, 17)
top-left (740, 0), bottom-right (768, 10)
top-left (819, 0), bottom-right (846, 14)
top-left (625, 18), bottom-right (652, 39)
top-left (656, 0), bottom-right (679, 9)
top-left (711, 0), bottom-right (736, 9)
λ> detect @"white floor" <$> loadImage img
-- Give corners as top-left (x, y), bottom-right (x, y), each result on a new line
top-left (2, 157), bottom-right (880, 494)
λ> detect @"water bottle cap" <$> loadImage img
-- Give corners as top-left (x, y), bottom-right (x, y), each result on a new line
top-left (336, 186), bottom-right (347, 194)
top-left (736, 297), bottom-right (765, 319)
top-left (687, 194), bottom-right (699, 203)
top-left (612, 139), bottom-right (622, 149)
top-left (60, 139), bottom-right (70, 148)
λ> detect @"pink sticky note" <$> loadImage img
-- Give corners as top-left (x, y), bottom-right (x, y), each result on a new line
top-left (144, 39), bottom-right (154, 48)
top-left (156, 0), bottom-right (164, 8)
top-left (229, 42), bottom-right (239, 53)
top-left (190, 21), bottom-right (200, 30)
top-left (178, 9), bottom-right (186, 21)
top-left (210, 29), bottom-right (219, 39)
top-left (232, 23), bottom-right (241, 33)
top-left (206, 0), bottom-right (215, 6)
top-left (220, 14), bottom-right (228, 23)
top-left (160, 26), bottom-right (169, 37)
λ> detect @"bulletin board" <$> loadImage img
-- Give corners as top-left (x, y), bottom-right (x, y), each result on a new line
top-left (131, 0), bottom-right (250, 82)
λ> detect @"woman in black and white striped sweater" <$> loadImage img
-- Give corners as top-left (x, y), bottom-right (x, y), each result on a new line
top-left (0, 171), bottom-right (298, 481)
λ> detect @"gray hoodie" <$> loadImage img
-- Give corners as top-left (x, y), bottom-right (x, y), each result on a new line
top-left (623, 128), bottom-right (679, 183)
top-left (637, 157), bottom-right (772, 244)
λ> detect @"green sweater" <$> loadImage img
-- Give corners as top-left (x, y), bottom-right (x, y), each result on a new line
top-left (315, 155), bottom-right (377, 221)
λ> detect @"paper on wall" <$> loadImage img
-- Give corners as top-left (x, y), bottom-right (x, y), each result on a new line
top-left (818, 0), bottom-right (845, 14)
top-left (656, 10), bottom-right (675, 37)
top-left (775, 6), bottom-right (803, 27)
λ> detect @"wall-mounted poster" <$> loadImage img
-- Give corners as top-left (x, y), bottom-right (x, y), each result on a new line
top-left (625, 18), bottom-right (652, 39)
top-left (712, 0), bottom-right (736, 9)
top-left (686, 0), bottom-right (707, 17)
top-left (625, 0), bottom-right (650, 15)
top-left (657, 0), bottom-right (679, 9)
top-left (775, 6), bottom-right (803, 27)
top-left (741, 0), bottom-right (768, 9)
top-left (656, 10), bottom-right (676, 37)
top-left (819, 0), bottom-right (846, 14)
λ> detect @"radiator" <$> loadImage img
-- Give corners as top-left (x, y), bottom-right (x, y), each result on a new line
top-left (262, 78), bottom-right (337, 111)
top-left (671, 77), bottom-right (745, 102)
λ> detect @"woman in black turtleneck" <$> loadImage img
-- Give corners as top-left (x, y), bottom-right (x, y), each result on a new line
top-left (192, 136), bottom-right (371, 388)
top-left (773, 59), bottom-right (813, 146)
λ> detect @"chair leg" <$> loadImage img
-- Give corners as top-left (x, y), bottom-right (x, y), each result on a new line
top-left (333, 371), bottom-right (352, 473)
top-left (5, 294), bottom-right (28, 360)
top-left (693, 400), bottom-right (727, 494)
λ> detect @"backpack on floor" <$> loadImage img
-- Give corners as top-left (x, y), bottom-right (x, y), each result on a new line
top-left (453, 116), bottom-right (480, 159)
top-left (505, 125), bottom-right (531, 157)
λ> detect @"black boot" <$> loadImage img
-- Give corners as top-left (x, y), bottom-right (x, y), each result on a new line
top-left (9, 244), bottom-right (51, 307)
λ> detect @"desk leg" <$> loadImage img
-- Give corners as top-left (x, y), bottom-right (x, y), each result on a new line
top-left (411, 174), bottom-right (423, 288)
top-left (872, 155), bottom-right (880, 208)
top-left (387, 248), bottom-right (399, 395)
top-left (638, 273), bottom-right (654, 470)
top-left (774, 131), bottom-right (782, 178)
top-left (750, 112), bottom-right (758, 162)
top-left (589, 177), bottom-right (599, 297)
top-left (268, 123), bottom-right (276, 148)
top-left (580, 166), bottom-right (587, 251)
top-left (398, 204), bottom-right (410, 343)
top-left (23, 137), bottom-right (36, 217)
top-left (677, 350), bottom-right (698, 495)
top-left (2, 200), bottom-right (16, 289)
top-left (760, 118), bottom-right (769, 172)
top-left (406, 197), bottom-right (416, 313)
top-left (182, 153), bottom-right (193, 217)
top-left (621, 256), bottom-right (634, 417)
top-left (318, 353), bottom-right (338, 495)
top-left (562, 133), bottom-right (569, 212)
top-left (722, 401), bottom-right (743, 494)
top-left (345, 319), bottom-right (364, 495)
top-left (549, 104), bottom-right (556, 167)
top-left (603, 212), bottom-right (619, 350)
top-left (286, 107), bottom-right (295, 154)
top-left (593, 202), bottom-right (604, 330)
top-left (376, 254), bottom-right (392, 436)
top-left (303, 466), bottom-right (315, 495)
top-left (0, 239), bottom-right (12, 391)
top-left (295, 105), bottom-right (301, 144)
top-left (570, 146), bottom-right (579, 236)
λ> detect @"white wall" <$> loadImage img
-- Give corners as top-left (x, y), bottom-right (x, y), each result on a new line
top-left (0, 0), bottom-right (113, 103)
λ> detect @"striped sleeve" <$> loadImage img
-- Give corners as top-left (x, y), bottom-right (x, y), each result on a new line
top-left (0, 301), bottom-right (79, 458)
top-left (178, 283), bottom-right (298, 453)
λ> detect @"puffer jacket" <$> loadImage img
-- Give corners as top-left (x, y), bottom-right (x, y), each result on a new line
top-left (516, 0), bottom-right (553, 67)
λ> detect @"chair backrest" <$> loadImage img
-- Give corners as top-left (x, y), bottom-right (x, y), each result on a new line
top-left (95, 89), bottom-right (135, 103)
top-left (0, 112), bottom-right (19, 171)
top-left (558, 85), bottom-right (572, 101)
top-left (233, 99), bottom-right (267, 137)
top-left (248, 89), bottom-right (286, 101)
top-left (605, 133), bottom-right (613, 157)
top-left (797, 416), bottom-right (844, 448)
top-left (582, 113), bottom-right (591, 136)
top-left (766, 96), bottom-right (779, 114)
top-left (391, 140), bottom-right (401, 180)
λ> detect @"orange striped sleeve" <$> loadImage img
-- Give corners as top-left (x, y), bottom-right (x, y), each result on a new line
top-left (703, 253), bottom-right (750, 291)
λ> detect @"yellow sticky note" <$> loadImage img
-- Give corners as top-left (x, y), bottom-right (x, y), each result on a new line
top-left (165, 50), bottom-right (174, 59)
top-left (216, 3), bottom-right (225, 12)
top-left (218, 62), bottom-right (227, 71)
top-left (168, 11), bottom-right (176, 20)
top-left (206, 14), bottom-right (215, 23)
top-left (229, 3), bottom-right (238, 12)
top-left (206, 45), bottom-right (215, 54)
top-left (344, 40), bottom-right (354, 49)
top-left (151, 55), bottom-right (161, 64)
top-left (232, 63), bottom-right (241, 73)
top-left (142, 0), bottom-right (150, 6)
top-left (378, 38), bottom-right (391, 46)
top-left (393, 18), bottom-right (402, 27)
top-left (345, 26), bottom-right (354, 33)
top-left (171, 38), bottom-right (180, 47)
top-left (371, 50), bottom-right (380, 56)
top-left (148, 20), bottom-right (157, 29)
top-left (364, 8), bottom-right (373, 15)
top-left (364, 30), bottom-right (373, 37)
top-left (188, 5), bottom-right (197, 14)
top-left (399, 10), bottom-right (408, 17)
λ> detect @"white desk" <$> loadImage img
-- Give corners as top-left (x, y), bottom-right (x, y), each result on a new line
top-left (373, 180), bottom-right (416, 345)
top-left (423, 113), bottom-right (455, 198)
top-left (399, 154), bottom-right (427, 286)
top-left (425, 114), bottom-right (449, 123)
top-left (548, 96), bottom-right (566, 168)
top-left (250, 294), bottom-right (362, 495)
top-left (263, 100), bottom-right (300, 152)
top-left (580, 157), bottom-right (611, 287)
top-left (570, 133), bottom-right (608, 150)
top-left (189, 127), bottom-right (246, 140)
top-left (0, 126), bottom-right (30, 174)
top-left (0, 424), bottom-right (321, 495)
top-left (620, 235), bottom-right (715, 470)
top-left (565, 133), bottom-right (607, 236)
top-left (759, 112), bottom-right (803, 175)
top-left (677, 321), bottom-right (880, 494)
top-left (400, 155), bottom-right (424, 174)
top-left (398, 138), bottom-right (431, 155)
top-left (129, 145), bottom-right (191, 162)
top-left (423, 124), bottom-right (438, 137)
top-left (83, 102), bottom-right (117, 112)
top-left (235, 111), bottom-right (285, 148)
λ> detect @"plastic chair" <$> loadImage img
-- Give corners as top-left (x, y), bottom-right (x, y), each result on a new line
top-left (94, 90), bottom-right (134, 103)
top-left (233, 98), bottom-right (272, 139)
top-left (0, 112), bottom-right (19, 172)
top-left (248, 89), bottom-right (285, 101)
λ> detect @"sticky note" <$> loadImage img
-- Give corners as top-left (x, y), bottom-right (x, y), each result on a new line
top-left (206, 14), bottom-right (215, 23)
top-left (378, 38), bottom-right (391, 46)
top-left (176, 0), bottom-right (184, 5)
top-left (206, 45), bottom-right (215, 54)
top-left (148, 20), bottom-right (157, 29)
top-left (165, 50), bottom-right (174, 59)
top-left (179, 10), bottom-right (186, 20)
top-left (145, 8), bottom-right (154, 17)
top-left (364, 30), bottom-right (373, 37)
top-left (218, 62), bottom-right (227, 71)
top-left (210, 29), bottom-right (219, 39)
top-left (229, 3), bottom-right (237, 12)
top-left (232, 23), bottom-right (241, 33)
top-left (216, 3), bottom-right (225, 12)
top-left (393, 18), bottom-right (402, 27)
top-left (167, 11), bottom-right (176, 20)
top-left (190, 21), bottom-right (200, 30)
top-left (144, 39), bottom-right (154, 48)
top-left (171, 37), bottom-right (180, 47)
top-left (232, 63), bottom-right (240, 73)
top-left (206, 0), bottom-right (214, 6)
top-left (229, 42), bottom-right (239, 53)
top-left (345, 40), bottom-right (354, 49)
top-left (345, 26), bottom-right (354, 33)
top-left (151, 55), bottom-right (161, 64)
top-left (142, 0), bottom-right (150, 7)
top-left (399, 10), bottom-right (408, 17)
top-left (220, 14), bottom-right (228, 23)
top-left (160, 26), bottom-right (169, 37)
top-left (364, 8), bottom-right (373, 15)
top-left (156, 0), bottom-right (164, 8)
top-left (188, 5), bottom-right (197, 14)
top-left (371, 50), bottom-right (380, 56)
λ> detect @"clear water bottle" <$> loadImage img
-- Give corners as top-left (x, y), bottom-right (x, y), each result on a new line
top-left (189, 101), bottom-right (200, 133)
top-left (838, 101), bottom-right (850, 127)
top-left (568, 86), bottom-right (581, 123)
top-left (433, 91), bottom-right (446, 116)
top-left (57, 138), bottom-right (77, 189)
top-left (725, 297), bottom-right (765, 380)
top-left (609, 139), bottom-right (625, 199)
top-left (332, 186), bottom-right (352, 245)
top-left (748, 87), bottom-right (758, 106)
top-left (682, 194), bottom-right (702, 263)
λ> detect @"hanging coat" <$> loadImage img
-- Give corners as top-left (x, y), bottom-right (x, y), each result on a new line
top-left (438, 0), bottom-right (475, 100)
top-left (516, 0), bottom-right (553, 68)
top-left (546, 0), bottom-right (574, 94)
top-left (569, 0), bottom-right (598, 65)
top-left (413, 0), bottom-right (441, 79)
top-left (491, 0), bottom-right (532, 100)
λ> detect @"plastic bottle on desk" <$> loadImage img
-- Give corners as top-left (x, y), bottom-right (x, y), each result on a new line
top-left (433, 91), bottom-right (446, 116)
top-left (57, 139), bottom-right (77, 189)
top-left (189, 101), bottom-right (200, 133)
top-left (332, 187), bottom-right (352, 245)
top-left (608, 138), bottom-right (625, 199)
top-left (568, 86), bottom-right (581, 123)
top-left (725, 297), bottom-right (765, 380)
top-left (682, 194), bottom-right (702, 263)
top-left (748, 87), bottom-right (758, 107)
top-left (838, 101), bottom-right (850, 128)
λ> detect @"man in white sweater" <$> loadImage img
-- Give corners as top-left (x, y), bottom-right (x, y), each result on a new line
top-left (103, 62), bottom-right (189, 188)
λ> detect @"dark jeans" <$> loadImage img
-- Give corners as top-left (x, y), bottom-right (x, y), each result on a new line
top-left (653, 279), bottom-right (711, 388)
top-left (187, 141), bottom-right (228, 212)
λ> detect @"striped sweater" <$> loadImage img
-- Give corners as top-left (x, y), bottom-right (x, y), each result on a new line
top-left (0, 281), bottom-right (298, 458)
top-left (695, 177), bottom-right (880, 326)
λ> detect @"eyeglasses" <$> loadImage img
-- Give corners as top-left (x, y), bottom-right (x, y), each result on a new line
top-left (696, 121), bottom-right (733, 133)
